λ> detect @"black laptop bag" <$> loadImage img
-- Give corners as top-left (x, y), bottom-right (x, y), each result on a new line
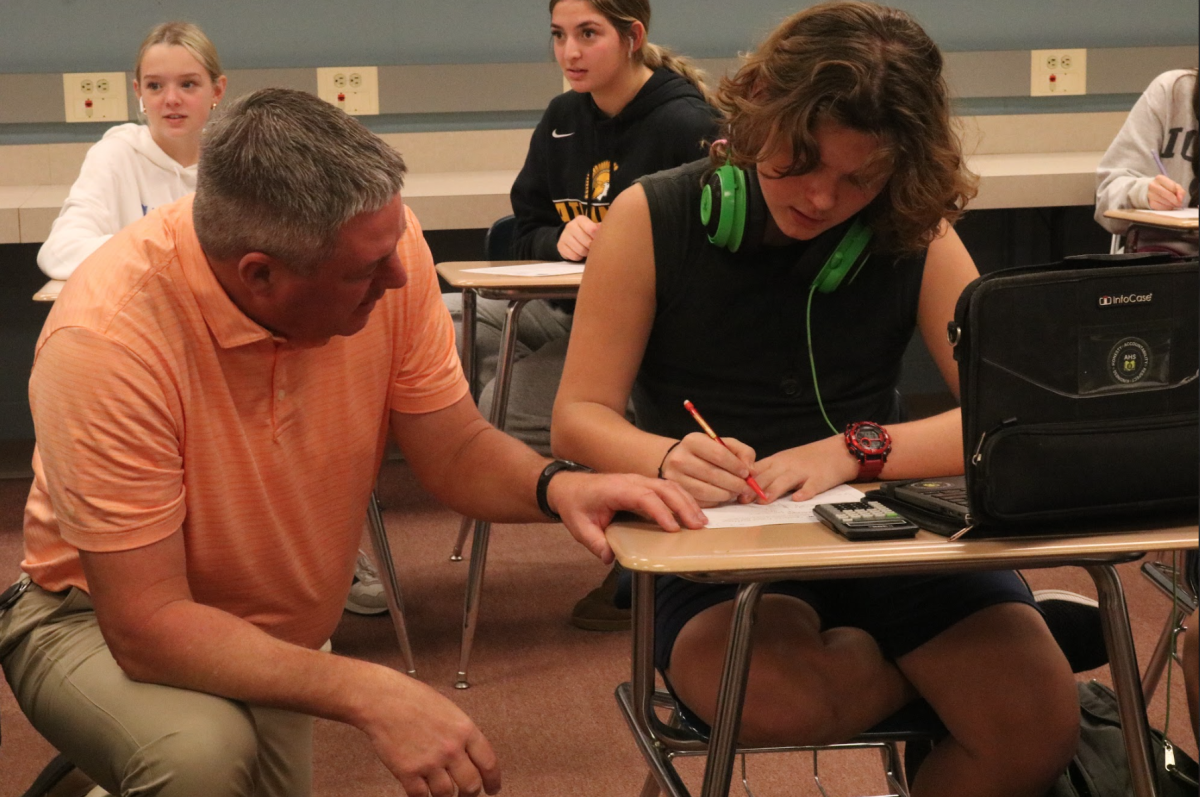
top-left (948, 253), bottom-right (1198, 528)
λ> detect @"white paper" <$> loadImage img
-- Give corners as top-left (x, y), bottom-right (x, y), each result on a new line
top-left (1140, 208), bottom-right (1199, 219)
top-left (700, 484), bottom-right (866, 528)
top-left (462, 262), bottom-right (585, 277)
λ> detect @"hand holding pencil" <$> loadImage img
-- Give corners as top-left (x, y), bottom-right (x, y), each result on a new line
top-left (682, 400), bottom-right (770, 503)
top-left (1148, 150), bottom-right (1186, 211)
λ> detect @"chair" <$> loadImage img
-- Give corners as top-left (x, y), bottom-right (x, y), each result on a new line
top-left (1139, 552), bottom-right (1197, 702)
top-left (484, 214), bottom-right (517, 260)
top-left (366, 491), bottom-right (417, 675)
top-left (19, 753), bottom-right (93, 797)
top-left (620, 686), bottom-right (940, 797)
top-left (447, 213), bottom-right (523, 689)
top-left (621, 566), bottom-right (1117, 797)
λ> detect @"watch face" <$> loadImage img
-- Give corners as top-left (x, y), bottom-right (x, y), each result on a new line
top-left (856, 426), bottom-right (886, 451)
top-left (847, 422), bottom-right (891, 456)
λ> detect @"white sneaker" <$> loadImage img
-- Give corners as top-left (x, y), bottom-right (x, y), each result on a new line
top-left (344, 551), bottom-right (389, 615)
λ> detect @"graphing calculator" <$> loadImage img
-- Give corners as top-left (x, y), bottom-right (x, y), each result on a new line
top-left (813, 500), bottom-right (919, 541)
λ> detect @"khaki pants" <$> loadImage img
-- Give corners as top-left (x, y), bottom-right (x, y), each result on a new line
top-left (0, 577), bottom-right (314, 797)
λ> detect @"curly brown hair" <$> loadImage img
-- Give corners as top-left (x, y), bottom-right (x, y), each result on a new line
top-left (712, 1), bottom-right (976, 255)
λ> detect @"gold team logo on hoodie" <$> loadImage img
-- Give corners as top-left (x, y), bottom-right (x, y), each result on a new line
top-left (554, 160), bottom-right (618, 222)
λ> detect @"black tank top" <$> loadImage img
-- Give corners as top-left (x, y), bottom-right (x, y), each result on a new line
top-left (634, 159), bottom-right (927, 458)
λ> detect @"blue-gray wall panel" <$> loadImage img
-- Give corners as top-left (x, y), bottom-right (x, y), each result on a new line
top-left (0, 1), bottom-right (1195, 73)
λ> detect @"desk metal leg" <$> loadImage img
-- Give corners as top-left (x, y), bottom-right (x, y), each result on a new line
top-left (461, 288), bottom-right (478, 401)
top-left (701, 581), bottom-right (765, 797)
top-left (455, 300), bottom-right (527, 689)
top-left (366, 492), bottom-right (416, 676)
top-left (1087, 563), bottom-right (1158, 797)
top-left (450, 289), bottom-right (480, 564)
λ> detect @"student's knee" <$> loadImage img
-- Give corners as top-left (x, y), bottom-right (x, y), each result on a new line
top-left (671, 596), bottom-right (853, 746)
top-left (970, 649), bottom-right (1078, 787)
top-left (120, 701), bottom-right (259, 797)
top-left (736, 644), bottom-right (843, 746)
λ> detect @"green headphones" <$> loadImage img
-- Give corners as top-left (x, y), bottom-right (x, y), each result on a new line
top-left (700, 159), bottom-right (873, 293)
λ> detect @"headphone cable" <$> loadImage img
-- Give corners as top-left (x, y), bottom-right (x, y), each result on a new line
top-left (805, 278), bottom-right (841, 437)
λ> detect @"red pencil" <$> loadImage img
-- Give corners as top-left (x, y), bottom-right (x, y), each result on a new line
top-left (682, 399), bottom-right (770, 502)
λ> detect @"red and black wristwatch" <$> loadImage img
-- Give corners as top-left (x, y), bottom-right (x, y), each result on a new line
top-left (844, 421), bottom-right (891, 482)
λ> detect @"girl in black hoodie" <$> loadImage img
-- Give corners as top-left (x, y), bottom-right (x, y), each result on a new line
top-left (455, 0), bottom-right (718, 463)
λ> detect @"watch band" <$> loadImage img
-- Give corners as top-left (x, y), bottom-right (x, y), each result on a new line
top-left (536, 459), bottom-right (593, 522)
top-left (856, 455), bottom-right (886, 482)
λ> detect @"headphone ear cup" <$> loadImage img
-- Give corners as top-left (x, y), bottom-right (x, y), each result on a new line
top-left (813, 218), bottom-right (873, 293)
top-left (702, 163), bottom-right (748, 251)
top-left (726, 166), bottom-right (747, 253)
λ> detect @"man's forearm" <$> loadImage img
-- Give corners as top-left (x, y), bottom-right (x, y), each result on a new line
top-left (111, 596), bottom-right (394, 727)
top-left (392, 398), bottom-right (553, 524)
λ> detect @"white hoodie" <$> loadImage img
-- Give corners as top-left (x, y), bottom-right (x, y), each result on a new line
top-left (37, 123), bottom-right (197, 280)
top-left (1095, 69), bottom-right (1198, 234)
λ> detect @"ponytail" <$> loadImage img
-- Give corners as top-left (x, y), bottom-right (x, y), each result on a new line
top-left (641, 42), bottom-right (712, 104)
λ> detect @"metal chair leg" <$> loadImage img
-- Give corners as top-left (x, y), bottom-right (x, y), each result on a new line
top-left (450, 515), bottom-right (473, 562)
top-left (638, 771), bottom-right (662, 797)
top-left (366, 491), bottom-right (416, 676)
top-left (455, 520), bottom-right (491, 689)
top-left (454, 300), bottom-right (525, 688)
top-left (1141, 602), bottom-right (1179, 702)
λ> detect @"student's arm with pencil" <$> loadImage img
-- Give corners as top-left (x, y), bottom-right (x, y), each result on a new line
top-left (553, 186), bottom-right (762, 507)
top-left (1096, 71), bottom-right (1191, 232)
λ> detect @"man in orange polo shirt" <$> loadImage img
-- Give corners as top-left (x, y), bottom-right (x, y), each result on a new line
top-left (0, 89), bottom-right (705, 797)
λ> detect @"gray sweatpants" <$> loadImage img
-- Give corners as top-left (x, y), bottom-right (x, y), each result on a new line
top-left (444, 292), bottom-right (572, 456)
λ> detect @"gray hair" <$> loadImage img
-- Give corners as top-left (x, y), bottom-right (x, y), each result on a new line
top-left (193, 88), bottom-right (406, 273)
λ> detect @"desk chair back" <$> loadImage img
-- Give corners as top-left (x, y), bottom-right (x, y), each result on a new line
top-left (484, 215), bottom-right (517, 260)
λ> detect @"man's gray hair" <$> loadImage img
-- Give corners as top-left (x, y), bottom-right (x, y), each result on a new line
top-left (194, 88), bottom-right (406, 274)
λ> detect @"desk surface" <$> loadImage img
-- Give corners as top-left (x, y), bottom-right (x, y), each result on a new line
top-left (608, 515), bottom-right (1198, 579)
top-left (1103, 208), bottom-right (1200, 230)
top-left (436, 260), bottom-right (585, 290)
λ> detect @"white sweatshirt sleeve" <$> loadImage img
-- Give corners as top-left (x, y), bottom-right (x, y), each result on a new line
top-left (1094, 75), bottom-right (1173, 234)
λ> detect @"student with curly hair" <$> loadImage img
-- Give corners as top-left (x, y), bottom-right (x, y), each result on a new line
top-left (552, 3), bottom-right (1079, 794)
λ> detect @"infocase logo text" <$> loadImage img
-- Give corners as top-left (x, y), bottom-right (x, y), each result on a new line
top-left (1098, 292), bottom-right (1153, 307)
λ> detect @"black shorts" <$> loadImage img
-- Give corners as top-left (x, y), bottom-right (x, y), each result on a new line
top-left (653, 570), bottom-right (1039, 673)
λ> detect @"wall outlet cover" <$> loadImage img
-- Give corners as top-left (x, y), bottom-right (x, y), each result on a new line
top-left (316, 66), bottom-right (380, 116)
top-left (63, 72), bottom-right (129, 123)
top-left (1030, 49), bottom-right (1087, 97)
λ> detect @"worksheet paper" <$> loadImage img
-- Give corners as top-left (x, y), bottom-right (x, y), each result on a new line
top-left (1142, 208), bottom-right (1199, 220)
top-left (462, 263), bottom-right (585, 277)
top-left (700, 484), bottom-right (866, 528)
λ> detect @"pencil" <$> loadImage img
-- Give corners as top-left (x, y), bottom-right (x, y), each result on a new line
top-left (1152, 149), bottom-right (1168, 176)
top-left (682, 399), bottom-right (770, 502)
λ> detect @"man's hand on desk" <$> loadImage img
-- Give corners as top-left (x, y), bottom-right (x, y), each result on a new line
top-left (546, 471), bottom-right (708, 563)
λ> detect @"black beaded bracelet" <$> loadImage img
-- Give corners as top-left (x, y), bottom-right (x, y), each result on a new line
top-left (657, 441), bottom-right (682, 480)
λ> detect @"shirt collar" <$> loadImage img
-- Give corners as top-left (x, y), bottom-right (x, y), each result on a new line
top-left (174, 195), bottom-right (279, 350)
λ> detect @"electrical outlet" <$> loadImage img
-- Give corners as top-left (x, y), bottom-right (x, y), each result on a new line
top-left (316, 67), bottom-right (380, 116)
top-left (63, 72), bottom-right (129, 123)
top-left (1030, 49), bottom-right (1087, 96)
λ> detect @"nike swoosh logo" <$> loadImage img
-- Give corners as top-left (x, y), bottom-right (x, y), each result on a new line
top-left (551, 129), bottom-right (575, 138)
